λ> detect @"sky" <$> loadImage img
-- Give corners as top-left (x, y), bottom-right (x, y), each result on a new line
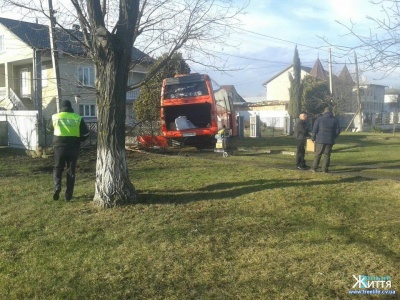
top-left (1, 0), bottom-right (399, 98)
top-left (192, 0), bottom-right (400, 98)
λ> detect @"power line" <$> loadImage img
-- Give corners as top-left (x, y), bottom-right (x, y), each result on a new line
top-left (235, 27), bottom-right (329, 52)
top-left (227, 27), bottom-right (360, 66)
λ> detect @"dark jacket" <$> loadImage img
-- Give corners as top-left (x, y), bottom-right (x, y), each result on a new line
top-left (48, 107), bottom-right (89, 148)
top-left (294, 119), bottom-right (310, 141)
top-left (311, 112), bottom-right (341, 145)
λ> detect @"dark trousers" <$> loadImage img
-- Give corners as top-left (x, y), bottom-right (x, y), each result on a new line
top-left (53, 147), bottom-right (79, 197)
top-left (296, 139), bottom-right (307, 167)
top-left (312, 143), bottom-right (333, 171)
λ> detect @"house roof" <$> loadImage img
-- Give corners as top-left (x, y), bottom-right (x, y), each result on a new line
top-left (220, 85), bottom-right (246, 103)
top-left (385, 88), bottom-right (400, 95)
top-left (338, 64), bottom-right (354, 83)
top-left (360, 83), bottom-right (387, 88)
top-left (262, 65), bottom-right (312, 86)
top-left (309, 58), bottom-right (327, 80)
top-left (0, 17), bottom-right (151, 62)
top-left (221, 85), bottom-right (234, 92)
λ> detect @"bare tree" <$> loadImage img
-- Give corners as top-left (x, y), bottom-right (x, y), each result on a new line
top-left (3, 0), bottom-right (245, 207)
top-left (321, 0), bottom-right (400, 78)
top-left (331, 76), bottom-right (354, 114)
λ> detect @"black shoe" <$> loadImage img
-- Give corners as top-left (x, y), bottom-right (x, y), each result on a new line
top-left (53, 191), bottom-right (60, 200)
top-left (297, 166), bottom-right (307, 170)
top-left (65, 194), bottom-right (72, 201)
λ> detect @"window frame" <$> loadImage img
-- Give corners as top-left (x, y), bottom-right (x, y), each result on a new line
top-left (41, 66), bottom-right (48, 87)
top-left (79, 104), bottom-right (96, 117)
top-left (20, 68), bottom-right (30, 98)
top-left (77, 66), bottom-right (95, 87)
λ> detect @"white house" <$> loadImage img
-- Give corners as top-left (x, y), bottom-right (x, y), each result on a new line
top-left (384, 88), bottom-right (400, 112)
top-left (262, 57), bottom-right (394, 131)
top-left (0, 17), bottom-right (152, 123)
top-left (262, 58), bottom-right (330, 102)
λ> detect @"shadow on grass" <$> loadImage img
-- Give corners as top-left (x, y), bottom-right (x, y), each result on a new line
top-left (137, 177), bottom-right (375, 205)
top-left (332, 162), bottom-right (400, 176)
top-left (332, 144), bottom-right (361, 152)
top-left (329, 224), bottom-right (400, 262)
top-left (344, 160), bottom-right (400, 167)
top-left (296, 196), bottom-right (400, 262)
top-left (0, 147), bottom-right (27, 158)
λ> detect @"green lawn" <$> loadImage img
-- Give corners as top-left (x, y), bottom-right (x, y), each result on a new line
top-left (0, 132), bottom-right (399, 299)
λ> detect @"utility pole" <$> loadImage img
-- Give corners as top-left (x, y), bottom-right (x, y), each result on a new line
top-left (328, 48), bottom-right (333, 95)
top-left (354, 52), bottom-right (363, 131)
top-left (33, 49), bottom-right (43, 147)
top-left (48, 0), bottom-right (62, 112)
top-left (34, 50), bottom-right (42, 121)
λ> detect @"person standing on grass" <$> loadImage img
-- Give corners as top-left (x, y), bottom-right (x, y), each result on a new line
top-left (311, 106), bottom-right (341, 173)
top-left (294, 112), bottom-right (311, 170)
top-left (49, 100), bottom-right (89, 201)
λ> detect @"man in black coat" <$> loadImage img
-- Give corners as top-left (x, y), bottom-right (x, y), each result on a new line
top-left (311, 107), bottom-right (341, 173)
top-left (294, 112), bottom-right (310, 170)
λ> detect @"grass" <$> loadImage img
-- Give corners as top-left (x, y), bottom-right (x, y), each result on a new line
top-left (0, 132), bottom-right (399, 299)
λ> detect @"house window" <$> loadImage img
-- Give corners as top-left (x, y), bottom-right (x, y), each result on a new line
top-left (20, 68), bottom-right (30, 97)
top-left (0, 35), bottom-right (4, 52)
top-left (79, 104), bottom-right (96, 117)
top-left (42, 67), bottom-right (47, 87)
top-left (127, 71), bottom-right (145, 100)
top-left (77, 66), bottom-right (95, 87)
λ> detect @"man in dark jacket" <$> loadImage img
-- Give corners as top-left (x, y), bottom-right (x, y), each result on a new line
top-left (49, 100), bottom-right (89, 201)
top-left (294, 112), bottom-right (310, 170)
top-left (311, 107), bottom-right (341, 173)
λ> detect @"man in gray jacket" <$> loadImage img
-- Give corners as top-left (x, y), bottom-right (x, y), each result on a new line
top-left (311, 107), bottom-right (341, 173)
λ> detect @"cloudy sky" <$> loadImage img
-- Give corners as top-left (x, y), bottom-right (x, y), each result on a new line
top-left (1, 0), bottom-right (398, 98)
top-left (192, 0), bottom-right (400, 98)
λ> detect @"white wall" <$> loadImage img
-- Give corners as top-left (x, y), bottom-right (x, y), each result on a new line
top-left (384, 94), bottom-right (399, 112)
top-left (265, 67), bottom-right (310, 101)
top-left (0, 110), bottom-right (39, 150)
top-left (0, 24), bottom-right (34, 63)
top-left (237, 109), bottom-right (289, 128)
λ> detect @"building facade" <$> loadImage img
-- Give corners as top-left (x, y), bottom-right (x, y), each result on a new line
top-left (0, 17), bottom-right (151, 123)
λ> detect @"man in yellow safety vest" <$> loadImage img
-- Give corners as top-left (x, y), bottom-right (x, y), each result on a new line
top-left (49, 100), bottom-right (89, 201)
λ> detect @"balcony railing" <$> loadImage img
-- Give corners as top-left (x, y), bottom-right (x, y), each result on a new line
top-left (9, 88), bottom-right (26, 110)
top-left (126, 88), bottom-right (140, 100)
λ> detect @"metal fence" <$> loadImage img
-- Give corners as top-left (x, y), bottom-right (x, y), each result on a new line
top-left (246, 116), bottom-right (291, 137)
top-left (43, 118), bottom-right (98, 148)
top-left (1, 113), bottom-right (291, 152)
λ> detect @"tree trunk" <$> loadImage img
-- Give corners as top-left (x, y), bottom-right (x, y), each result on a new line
top-left (93, 51), bottom-right (136, 208)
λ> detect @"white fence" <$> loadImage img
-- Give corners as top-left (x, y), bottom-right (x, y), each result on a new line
top-left (237, 110), bottom-right (291, 134)
top-left (338, 112), bottom-right (400, 131)
top-left (0, 110), bottom-right (39, 151)
top-left (0, 111), bottom-right (99, 151)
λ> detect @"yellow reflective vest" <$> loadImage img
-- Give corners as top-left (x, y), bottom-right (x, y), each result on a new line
top-left (52, 112), bottom-right (82, 137)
